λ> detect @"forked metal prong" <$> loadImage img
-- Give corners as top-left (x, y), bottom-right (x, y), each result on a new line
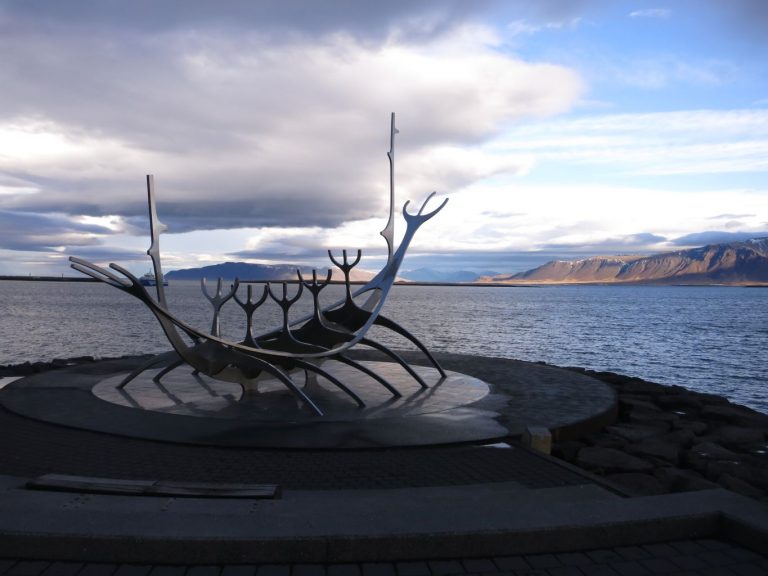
top-left (109, 262), bottom-right (141, 284)
top-left (69, 257), bottom-right (130, 288)
top-left (403, 191), bottom-right (448, 222)
top-left (70, 263), bottom-right (124, 288)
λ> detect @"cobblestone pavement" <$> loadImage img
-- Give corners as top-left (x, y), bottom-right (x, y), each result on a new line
top-left (2, 539), bottom-right (767, 576)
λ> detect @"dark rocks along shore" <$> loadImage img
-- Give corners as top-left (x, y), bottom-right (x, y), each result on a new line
top-left (557, 368), bottom-right (768, 502)
top-left (0, 355), bottom-right (154, 377)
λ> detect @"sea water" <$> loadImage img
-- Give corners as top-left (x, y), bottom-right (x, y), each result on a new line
top-left (1, 281), bottom-right (766, 413)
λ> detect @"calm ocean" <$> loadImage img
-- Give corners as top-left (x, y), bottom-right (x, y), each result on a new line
top-left (1, 280), bottom-right (766, 413)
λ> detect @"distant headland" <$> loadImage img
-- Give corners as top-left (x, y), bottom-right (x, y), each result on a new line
top-left (478, 237), bottom-right (768, 286)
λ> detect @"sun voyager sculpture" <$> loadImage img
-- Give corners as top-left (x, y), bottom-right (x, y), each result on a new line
top-left (70, 114), bottom-right (448, 416)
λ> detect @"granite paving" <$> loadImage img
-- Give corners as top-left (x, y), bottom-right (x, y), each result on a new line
top-left (0, 355), bottom-right (765, 567)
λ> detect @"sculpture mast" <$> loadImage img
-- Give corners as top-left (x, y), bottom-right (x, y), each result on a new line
top-left (380, 112), bottom-right (397, 264)
top-left (145, 175), bottom-right (168, 308)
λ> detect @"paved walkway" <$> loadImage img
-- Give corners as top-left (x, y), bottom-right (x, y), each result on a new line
top-left (3, 538), bottom-right (767, 576)
top-left (0, 404), bottom-right (593, 488)
top-left (0, 355), bottom-right (766, 567)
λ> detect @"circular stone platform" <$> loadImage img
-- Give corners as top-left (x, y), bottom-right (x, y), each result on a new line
top-left (0, 352), bottom-right (617, 449)
top-left (92, 361), bottom-right (490, 422)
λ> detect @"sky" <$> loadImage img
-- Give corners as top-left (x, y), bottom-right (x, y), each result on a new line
top-left (0, 0), bottom-right (767, 277)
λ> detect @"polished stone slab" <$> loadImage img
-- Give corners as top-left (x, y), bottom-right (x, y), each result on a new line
top-left (93, 361), bottom-right (489, 422)
top-left (0, 353), bottom-right (616, 449)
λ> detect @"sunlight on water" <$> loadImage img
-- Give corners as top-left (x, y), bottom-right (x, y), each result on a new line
top-left (1, 281), bottom-right (766, 413)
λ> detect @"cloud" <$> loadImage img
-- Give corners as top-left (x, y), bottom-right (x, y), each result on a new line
top-left (480, 210), bottom-right (527, 219)
top-left (542, 232), bottom-right (666, 251)
top-left (708, 213), bottom-right (755, 219)
top-left (0, 210), bottom-right (112, 252)
top-left (492, 108), bottom-right (768, 176)
top-left (507, 17), bottom-right (581, 37)
top-left (62, 245), bottom-right (148, 263)
top-left (2, 1), bottom-right (495, 41)
top-left (0, 18), bottom-right (582, 248)
top-left (607, 57), bottom-right (733, 89)
top-left (670, 230), bottom-right (768, 246)
top-left (629, 8), bottom-right (671, 19)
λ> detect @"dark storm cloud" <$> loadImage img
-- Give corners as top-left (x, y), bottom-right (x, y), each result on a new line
top-left (3, 1), bottom-right (493, 38)
top-left (158, 195), bottom-right (376, 233)
top-left (0, 210), bottom-right (111, 251)
top-left (6, 185), bottom-right (381, 233)
top-left (671, 230), bottom-right (768, 246)
top-left (62, 245), bottom-right (147, 262)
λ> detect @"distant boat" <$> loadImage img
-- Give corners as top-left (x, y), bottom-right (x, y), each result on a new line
top-left (139, 271), bottom-right (168, 287)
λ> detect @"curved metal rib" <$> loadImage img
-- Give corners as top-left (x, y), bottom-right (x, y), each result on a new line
top-left (360, 337), bottom-right (428, 389)
top-left (117, 350), bottom-right (179, 389)
top-left (335, 353), bottom-right (401, 397)
top-left (374, 314), bottom-right (446, 378)
top-left (293, 358), bottom-right (365, 407)
top-left (152, 357), bottom-right (186, 384)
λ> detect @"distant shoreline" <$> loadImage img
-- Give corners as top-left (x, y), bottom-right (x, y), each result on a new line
top-left (0, 275), bottom-right (96, 282)
top-left (1, 275), bottom-right (766, 288)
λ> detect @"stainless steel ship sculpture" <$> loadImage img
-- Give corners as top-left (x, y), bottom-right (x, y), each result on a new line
top-left (70, 114), bottom-right (448, 415)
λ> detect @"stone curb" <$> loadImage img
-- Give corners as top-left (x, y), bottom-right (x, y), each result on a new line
top-left (0, 480), bottom-right (765, 563)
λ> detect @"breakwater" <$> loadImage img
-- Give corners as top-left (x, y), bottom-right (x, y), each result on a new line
top-left (556, 367), bottom-right (768, 502)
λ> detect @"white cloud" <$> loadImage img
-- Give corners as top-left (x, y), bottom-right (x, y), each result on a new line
top-left (606, 56), bottom-right (732, 89)
top-left (507, 17), bottom-right (581, 37)
top-left (492, 109), bottom-right (768, 176)
top-left (0, 25), bottom-right (583, 231)
top-left (412, 182), bottom-right (768, 256)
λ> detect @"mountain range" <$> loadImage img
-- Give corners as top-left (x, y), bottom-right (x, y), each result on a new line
top-left (165, 261), bottom-right (380, 282)
top-left (164, 237), bottom-right (768, 286)
top-left (401, 268), bottom-right (500, 283)
top-left (480, 237), bottom-right (768, 285)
